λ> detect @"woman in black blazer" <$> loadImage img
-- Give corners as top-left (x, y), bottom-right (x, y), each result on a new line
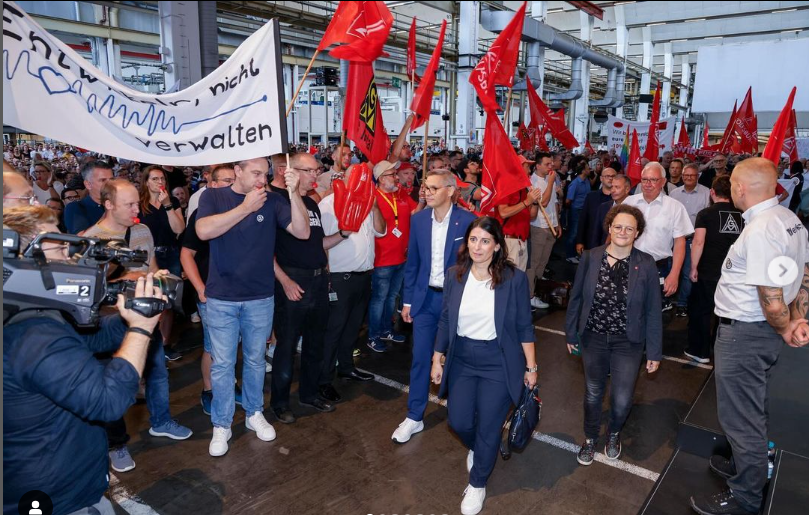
top-left (431, 216), bottom-right (537, 515)
top-left (564, 204), bottom-right (662, 467)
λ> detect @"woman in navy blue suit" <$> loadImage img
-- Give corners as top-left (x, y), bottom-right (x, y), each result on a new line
top-left (431, 216), bottom-right (537, 515)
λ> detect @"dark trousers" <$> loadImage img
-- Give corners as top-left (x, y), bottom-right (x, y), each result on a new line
top-left (687, 279), bottom-right (719, 359)
top-left (581, 331), bottom-right (644, 440)
top-left (714, 320), bottom-right (782, 513)
top-left (271, 269), bottom-right (329, 409)
top-left (407, 288), bottom-right (443, 421)
top-left (319, 271), bottom-right (372, 384)
top-left (447, 336), bottom-right (513, 488)
top-left (106, 335), bottom-right (170, 447)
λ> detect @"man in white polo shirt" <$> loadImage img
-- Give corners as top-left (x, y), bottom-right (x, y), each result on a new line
top-left (624, 162), bottom-right (694, 310)
top-left (526, 152), bottom-right (558, 309)
top-left (690, 158), bottom-right (809, 515)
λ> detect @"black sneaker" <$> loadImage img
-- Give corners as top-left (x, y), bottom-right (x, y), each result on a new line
top-left (662, 301), bottom-right (674, 312)
top-left (676, 306), bottom-right (689, 317)
top-left (318, 384), bottom-right (342, 403)
top-left (709, 455), bottom-right (736, 481)
top-left (606, 432), bottom-right (621, 460)
top-left (273, 407), bottom-right (296, 424)
top-left (690, 490), bottom-right (757, 515)
top-left (577, 438), bottom-right (596, 466)
top-left (299, 398), bottom-right (335, 413)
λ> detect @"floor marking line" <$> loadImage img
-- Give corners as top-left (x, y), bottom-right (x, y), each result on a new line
top-left (533, 325), bottom-right (714, 370)
top-left (109, 473), bottom-right (160, 515)
top-left (360, 368), bottom-right (660, 482)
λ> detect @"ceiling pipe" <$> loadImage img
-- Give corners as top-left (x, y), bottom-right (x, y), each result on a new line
top-left (549, 57), bottom-right (583, 101)
top-left (591, 67), bottom-right (616, 106)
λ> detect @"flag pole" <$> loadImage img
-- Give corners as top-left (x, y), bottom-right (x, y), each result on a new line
top-left (337, 130), bottom-right (345, 173)
top-left (285, 152), bottom-right (294, 195)
top-left (286, 50), bottom-right (320, 118)
top-left (502, 87), bottom-right (514, 133)
top-left (422, 117), bottom-right (431, 182)
top-left (538, 203), bottom-right (556, 238)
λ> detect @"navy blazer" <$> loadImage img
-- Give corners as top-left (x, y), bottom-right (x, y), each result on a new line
top-left (435, 266), bottom-right (536, 406)
top-left (402, 207), bottom-right (477, 317)
top-left (564, 245), bottom-right (663, 361)
top-left (577, 190), bottom-right (612, 249)
top-left (594, 200), bottom-right (614, 248)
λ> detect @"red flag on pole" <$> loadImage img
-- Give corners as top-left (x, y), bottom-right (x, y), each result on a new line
top-left (734, 87), bottom-right (757, 153)
top-left (784, 109), bottom-right (799, 163)
top-left (407, 17), bottom-right (420, 84)
top-left (318, 2), bottom-right (360, 51)
top-left (344, 62), bottom-right (391, 164)
top-left (526, 84), bottom-right (579, 150)
top-left (410, 20), bottom-right (446, 131)
top-left (469, 2), bottom-right (526, 113)
top-left (327, 1), bottom-right (393, 63)
top-left (643, 81), bottom-right (661, 161)
top-left (585, 140), bottom-right (596, 154)
top-left (702, 120), bottom-right (710, 149)
top-left (762, 87), bottom-right (797, 165)
top-left (479, 113), bottom-right (532, 215)
top-left (627, 128), bottom-right (643, 187)
top-left (677, 118), bottom-right (691, 148)
top-left (719, 100), bottom-right (739, 153)
top-left (518, 122), bottom-right (533, 151)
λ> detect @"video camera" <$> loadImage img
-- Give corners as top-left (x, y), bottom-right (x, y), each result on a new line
top-left (3, 229), bottom-right (181, 328)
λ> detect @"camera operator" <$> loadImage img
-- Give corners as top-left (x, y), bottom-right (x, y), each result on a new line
top-left (3, 206), bottom-right (167, 515)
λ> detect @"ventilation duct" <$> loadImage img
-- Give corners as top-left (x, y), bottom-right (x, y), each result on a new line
top-left (591, 67), bottom-right (617, 107)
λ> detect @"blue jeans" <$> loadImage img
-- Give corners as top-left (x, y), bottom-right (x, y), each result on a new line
top-left (198, 301), bottom-right (211, 353)
top-left (368, 263), bottom-right (405, 340)
top-left (566, 208), bottom-right (582, 258)
top-left (206, 296), bottom-right (274, 428)
top-left (155, 246), bottom-right (182, 277)
top-left (677, 238), bottom-right (693, 307)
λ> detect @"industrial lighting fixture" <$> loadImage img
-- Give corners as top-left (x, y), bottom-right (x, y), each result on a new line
top-left (781, 29), bottom-right (801, 33)
top-left (547, 8), bottom-right (564, 13)
top-left (671, 39), bottom-right (687, 42)
top-left (614, 1), bottom-right (637, 5)
top-left (685, 18), bottom-right (706, 23)
top-left (705, 36), bottom-right (722, 39)
top-left (773, 8), bottom-right (798, 13)
top-left (648, 22), bottom-right (666, 26)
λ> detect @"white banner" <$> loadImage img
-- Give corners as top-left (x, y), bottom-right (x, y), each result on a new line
top-left (2, 1), bottom-right (287, 165)
top-left (605, 115), bottom-right (677, 157)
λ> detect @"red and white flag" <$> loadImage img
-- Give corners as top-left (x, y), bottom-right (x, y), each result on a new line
top-left (627, 128), bottom-right (642, 187)
top-left (410, 20), bottom-right (446, 131)
top-left (763, 87), bottom-right (797, 165)
top-left (406, 17), bottom-right (420, 84)
top-left (643, 82), bottom-right (661, 161)
top-left (479, 113), bottom-right (531, 215)
top-left (323, 1), bottom-right (393, 63)
top-left (734, 87), bottom-right (757, 153)
top-left (344, 62), bottom-right (390, 163)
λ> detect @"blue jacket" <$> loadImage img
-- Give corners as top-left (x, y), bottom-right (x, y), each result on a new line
top-left (435, 266), bottom-right (536, 405)
top-left (64, 194), bottom-right (105, 234)
top-left (593, 200), bottom-right (615, 248)
top-left (576, 190), bottom-right (612, 250)
top-left (3, 315), bottom-right (139, 515)
top-left (564, 245), bottom-right (663, 360)
top-left (402, 207), bottom-right (476, 317)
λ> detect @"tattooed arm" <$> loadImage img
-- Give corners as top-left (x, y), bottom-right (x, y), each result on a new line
top-left (757, 286), bottom-right (791, 338)
top-left (789, 263), bottom-right (809, 321)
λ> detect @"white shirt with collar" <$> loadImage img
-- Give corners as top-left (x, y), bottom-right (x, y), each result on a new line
top-left (715, 197), bottom-right (809, 322)
top-left (530, 173), bottom-right (558, 229)
top-left (669, 183), bottom-right (711, 226)
top-left (429, 205), bottom-right (453, 288)
top-left (623, 191), bottom-right (694, 261)
top-left (318, 193), bottom-right (385, 273)
top-left (315, 167), bottom-right (340, 196)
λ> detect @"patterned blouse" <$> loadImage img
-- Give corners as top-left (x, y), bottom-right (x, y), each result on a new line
top-left (584, 251), bottom-right (629, 335)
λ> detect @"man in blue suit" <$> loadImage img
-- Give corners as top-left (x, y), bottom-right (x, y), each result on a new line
top-left (392, 169), bottom-right (477, 443)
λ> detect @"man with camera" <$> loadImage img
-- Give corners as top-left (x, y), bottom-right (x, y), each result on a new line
top-left (4, 205), bottom-right (168, 515)
top-left (82, 178), bottom-right (192, 471)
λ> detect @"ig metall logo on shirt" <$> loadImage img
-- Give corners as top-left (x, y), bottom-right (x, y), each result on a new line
top-left (725, 258), bottom-right (733, 270)
top-left (257, 215), bottom-right (264, 223)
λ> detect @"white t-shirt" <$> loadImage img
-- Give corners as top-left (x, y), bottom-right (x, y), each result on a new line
top-left (318, 193), bottom-right (384, 273)
top-left (457, 272), bottom-right (497, 340)
top-left (33, 181), bottom-right (64, 204)
top-left (623, 191), bottom-right (694, 261)
top-left (530, 173), bottom-right (558, 229)
top-left (429, 206), bottom-right (452, 288)
top-left (714, 197), bottom-right (809, 322)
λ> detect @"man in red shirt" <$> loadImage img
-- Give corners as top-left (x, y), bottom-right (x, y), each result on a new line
top-left (496, 155), bottom-right (541, 271)
top-left (367, 160), bottom-right (421, 353)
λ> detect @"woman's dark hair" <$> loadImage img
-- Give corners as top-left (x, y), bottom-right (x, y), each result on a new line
top-left (610, 160), bottom-right (623, 173)
top-left (711, 175), bottom-right (732, 200)
top-left (790, 161), bottom-right (804, 177)
top-left (603, 204), bottom-right (646, 240)
top-left (455, 216), bottom-right (514, 288)
top-left (139, 165), bottom-right (165, 215)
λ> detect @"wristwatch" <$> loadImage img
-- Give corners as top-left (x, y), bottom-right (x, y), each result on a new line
top-left (525, 365), bottom-right (538, 373)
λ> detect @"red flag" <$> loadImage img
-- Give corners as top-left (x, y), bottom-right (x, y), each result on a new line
top-left (344, 62), bottom-right (391, 163)
top-left (407, 17), bottom-right (420, 84)
top-left (719, 100), bottom-right (739, 153)
top-left (410, 20), bottom-right (446, 131)
top-left (585, 140), bottom-right (596, 154)
top-left (734, 87), bottom-right (757, 153)
top-left (783, 109), bottom-right (799, 163)
top-left (526, 84), bottom-right (579, 150)
top-left (534, 124), bottom-right (550, 152)
top-left (731, 136), bottom-right (742, 154)
top-left (518, 122), bottom-right (532, 151)
top-left (479, 113), bottom-right (531, 214)
top-left (469, 2), bottom-right (526, 113)
top-left (327, 2), bottom-right (393, 63)
top-left (627, 129), bottom-right (642, 187)
top-left (317, 2), bottom-right (360, 51)
top-left (643, 82), bottom-right (661, 161)
top-left (677, 118), bottom-right (691, 147)
top-left (702, 119), bottom-right (710, 149)
top-left (763, 87), bottom-right (797, 164)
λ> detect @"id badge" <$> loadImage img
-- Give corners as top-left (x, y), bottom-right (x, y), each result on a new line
top-left (392, 227), bottom-right (403, 238)
top-left (329, 290), bottom-right (338, 302)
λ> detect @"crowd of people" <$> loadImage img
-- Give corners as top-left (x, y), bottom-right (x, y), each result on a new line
top-left (4, 134), bottom-right (809, 515)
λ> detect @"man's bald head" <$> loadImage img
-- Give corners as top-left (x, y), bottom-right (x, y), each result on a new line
top-left (730, 157), bottom-right (777, 211)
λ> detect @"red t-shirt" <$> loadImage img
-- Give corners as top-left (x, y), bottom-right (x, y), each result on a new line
top-left (496, 189), bottom-right (531, 241)
top-left (374, 188), bottom-right (417, 267)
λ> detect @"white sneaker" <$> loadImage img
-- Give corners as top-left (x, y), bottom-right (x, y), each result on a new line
top-left (391, 417), bottom-right (424, 443)
top-left (684, 351), bottom-right (710, 364)
top-left (530, 296), bottom-right (549, 309)
top-left (461, 485), bottom-right (486, 515)
top-left (246, 412), bottom-right (277, 442)
top-left (566, 256), bottom-right (580, 264)
top-left (190, 311), bottom-right (201, 323)
top-left (209, 426), bottom-right (232, 457)
top-left (466, 450), bottom-right (474, 473)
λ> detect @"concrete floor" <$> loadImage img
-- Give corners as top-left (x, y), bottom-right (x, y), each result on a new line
top-left (110, 255), bottom-right (713, 515)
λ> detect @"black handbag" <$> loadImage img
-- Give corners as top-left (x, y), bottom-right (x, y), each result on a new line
top-left (499, 384), bottom-right (542, 460)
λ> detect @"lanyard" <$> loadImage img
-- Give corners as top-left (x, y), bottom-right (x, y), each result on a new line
top-left (378, 189), bottom-right (399, 227)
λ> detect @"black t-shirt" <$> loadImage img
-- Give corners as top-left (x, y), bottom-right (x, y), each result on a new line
top-left (269, 185), bottom-right (327, 270)
top-left (181, 211), bottom-right (209, 283)
top-left (139, 197), bottom-right (181, 248)
top-left (164, 169), bottom-right (187, 191)
top-left (694, 201), bottom-right (744, 281)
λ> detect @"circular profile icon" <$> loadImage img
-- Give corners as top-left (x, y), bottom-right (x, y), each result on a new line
top-left (18, 491), bottom-right (53, 515)
top-left (767, 257), bottom-right (800, 287)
